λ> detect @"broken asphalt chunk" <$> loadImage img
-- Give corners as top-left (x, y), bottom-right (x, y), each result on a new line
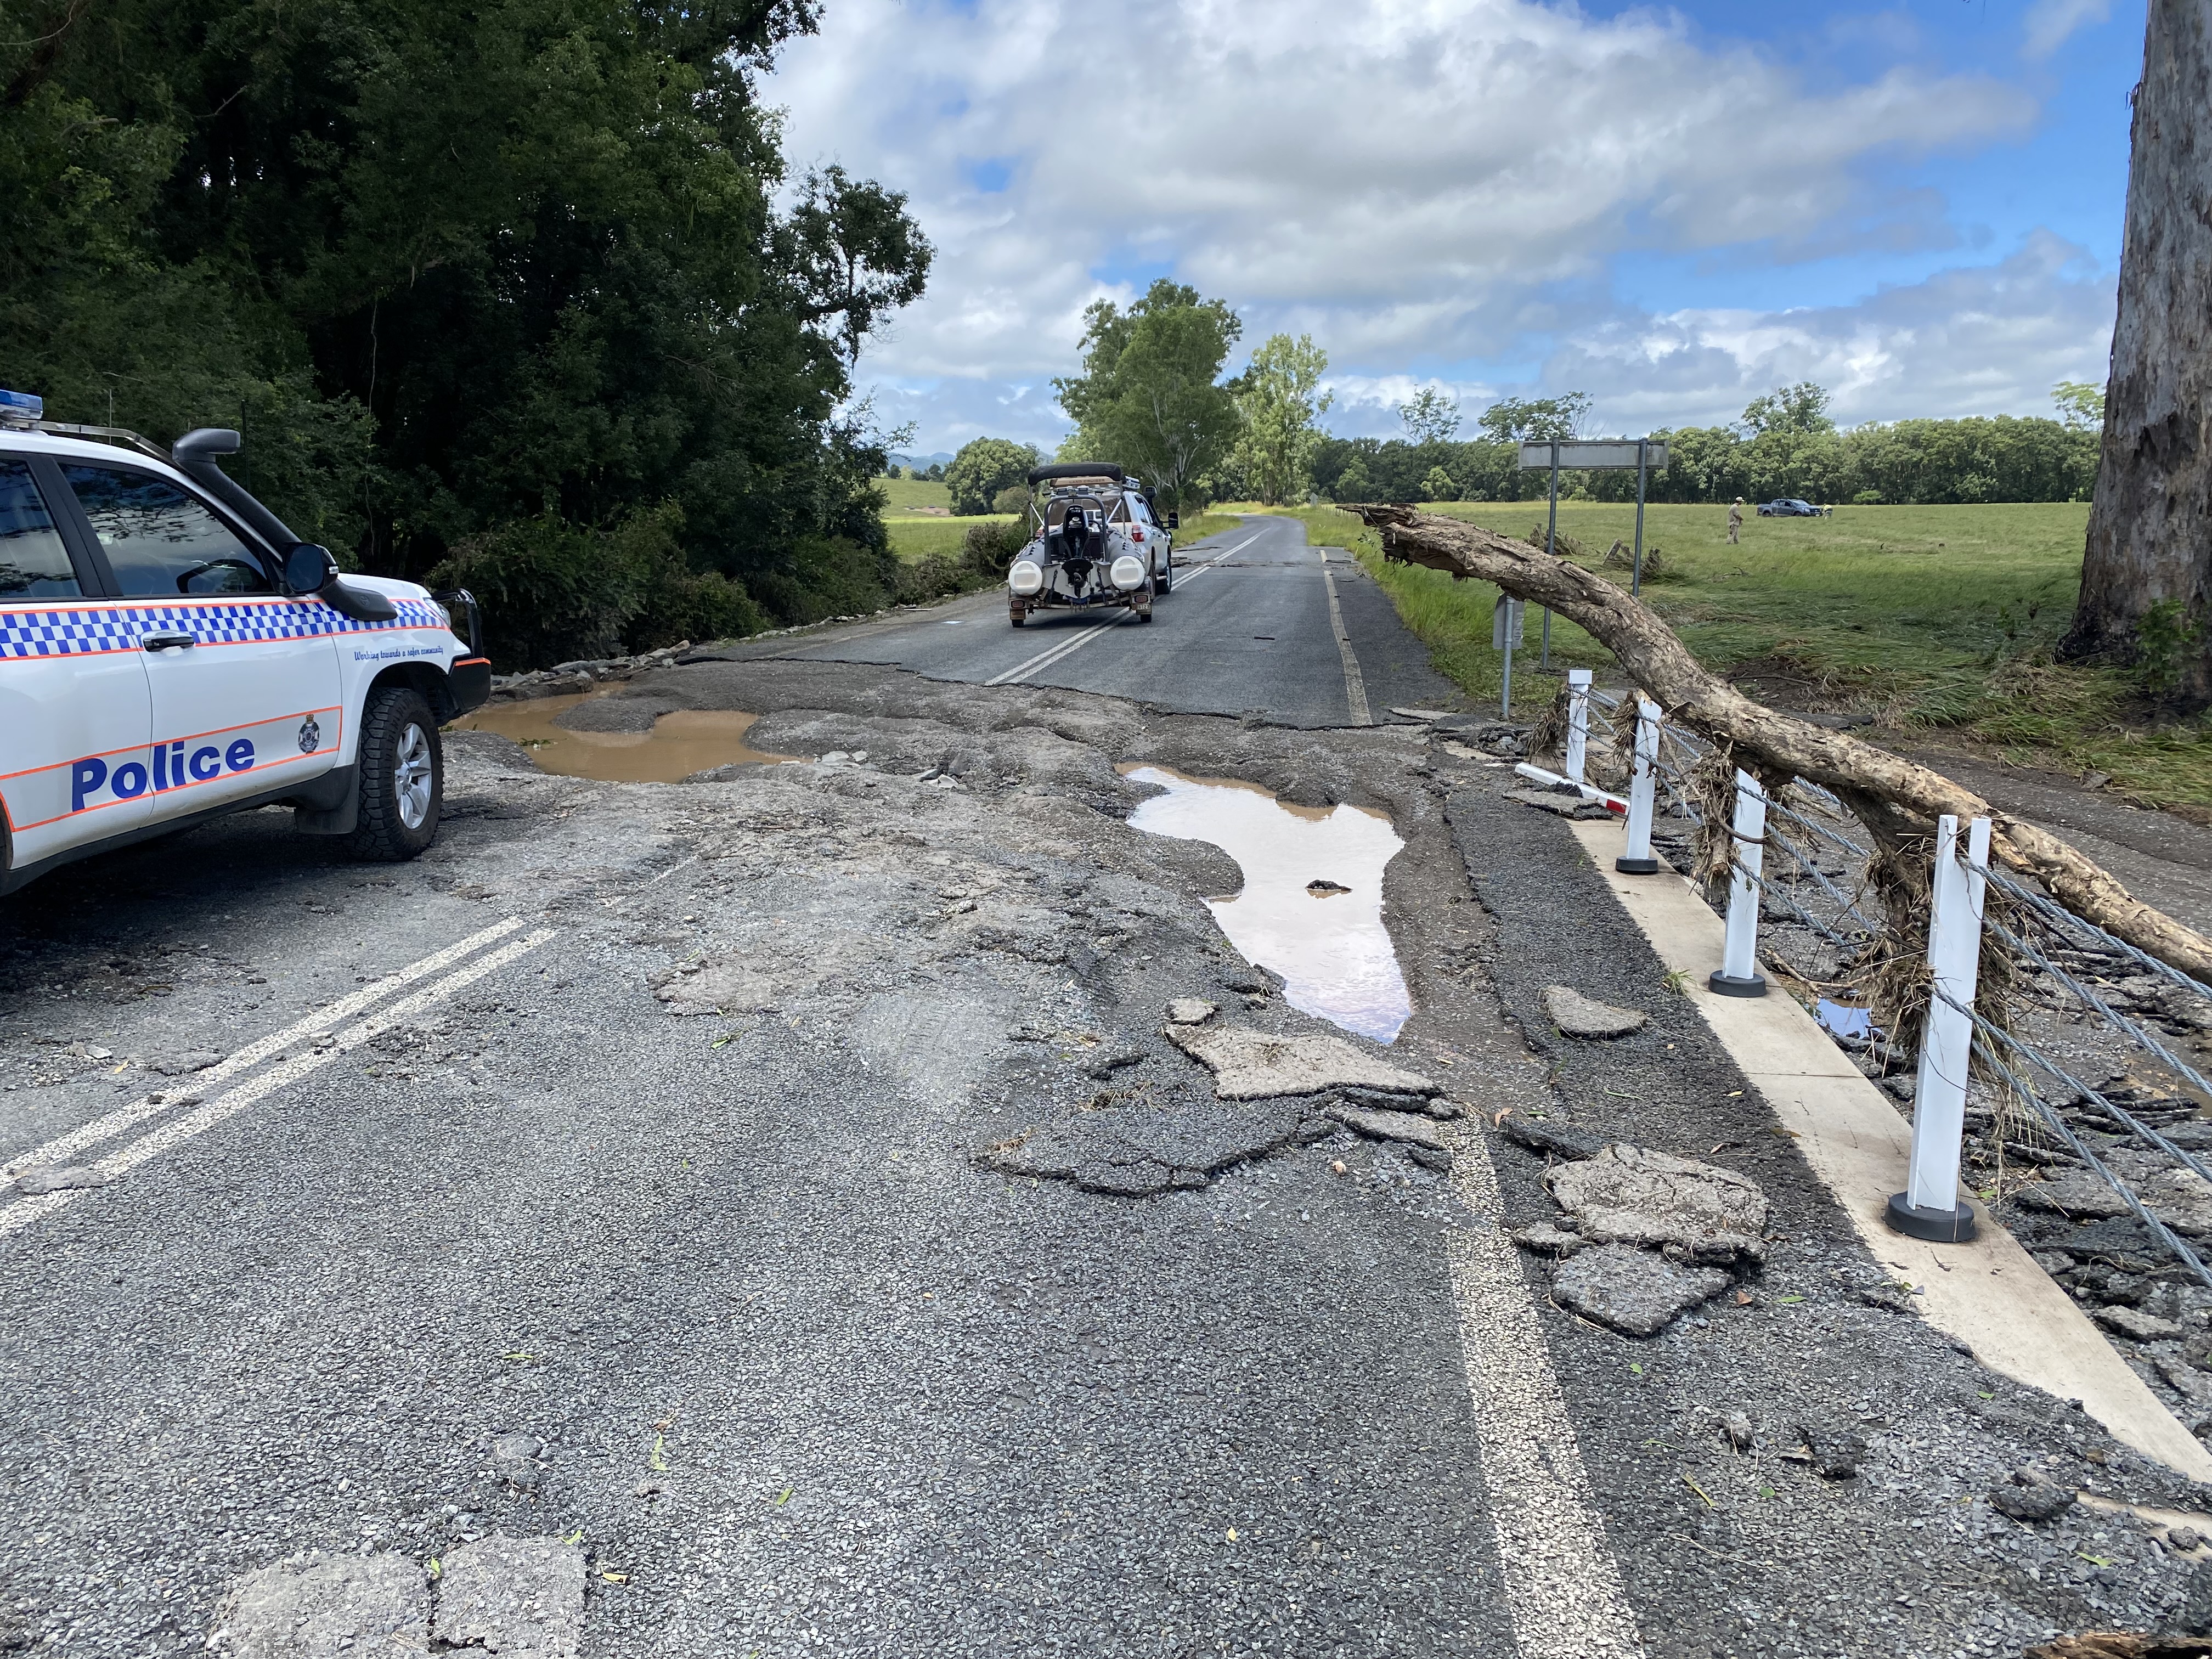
top-left (1327, 1103), bottom-right (1449, 1152)
top-left (206, 1551), bottom-right (427, 1658)
top-left (1509, 1223), bottom-right (1587, 1257)
top-left (1166, 1024), bottom-right (1438, 1101)
top-left (1546, 1143), bottom-right (1769, 1265)
top-left (1548, 1244), bottom-right (1731, 1337)
top-left (1540, 985), bottom-right (1649, 1039)
top-left (1165, 997), bottom-right (1218, 1025)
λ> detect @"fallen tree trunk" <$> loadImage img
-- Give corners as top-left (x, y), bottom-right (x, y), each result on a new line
top-left (1347, 503), bottom-right (2212, 984)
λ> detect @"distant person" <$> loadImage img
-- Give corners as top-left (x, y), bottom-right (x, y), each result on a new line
top-left (1727, 498), bottom-right (1743, 545)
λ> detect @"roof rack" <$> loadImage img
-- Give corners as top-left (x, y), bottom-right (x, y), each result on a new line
top-left (36, 422), bottom-right (171, 464)
top-left (1028, 461), bottom-right (1125, 487)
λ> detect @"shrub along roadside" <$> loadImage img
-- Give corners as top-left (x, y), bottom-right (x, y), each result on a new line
top-left (428, 505), bottom-right (763, 670)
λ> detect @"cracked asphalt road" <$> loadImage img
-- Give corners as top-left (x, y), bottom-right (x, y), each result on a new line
top-left (3, 611), bottom-right (2210, 1654)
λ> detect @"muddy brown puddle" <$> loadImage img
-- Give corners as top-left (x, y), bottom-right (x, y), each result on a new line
top-left (1122, 764), bottom-right (1412, 1043)
top-left (450, 692), bottom-right (796, 783)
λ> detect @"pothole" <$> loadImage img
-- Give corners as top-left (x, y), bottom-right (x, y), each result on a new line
top-left (450, 691), bottom-right (795, 782)
top-left (1120, 764), bottom-right (1412, 1043)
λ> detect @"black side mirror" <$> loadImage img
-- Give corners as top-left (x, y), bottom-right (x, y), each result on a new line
top-left (1165, 512), bottom-right (1181, 530)
top-left (283, 543), bottom-right (338, 595)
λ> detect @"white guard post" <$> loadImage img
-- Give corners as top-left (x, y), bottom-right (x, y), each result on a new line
top-left (1616, 696), bottom-right (1660, 874)
top-left (1707, 769), bottom-right (1768, 997)
top-left (1564, 669), bottom-right (1592, 783)
top-left (1887, 814), bottom-right (1990, 1242)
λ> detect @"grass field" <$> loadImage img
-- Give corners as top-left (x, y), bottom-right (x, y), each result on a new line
top-left (1268, 500), bottom-right (2212, 808)
top-left (884, 513), bottom-right (1016, 562)
top-left (881, 475), bottom-right (953, 512)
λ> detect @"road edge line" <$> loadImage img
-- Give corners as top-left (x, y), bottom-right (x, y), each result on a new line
top-left (1322, 569), bottom-right (1372, 725)
top-left (1446, 1134), bottom-right (1649, 1659)
top-left (1564, 816), bottom-right (2212, 1482)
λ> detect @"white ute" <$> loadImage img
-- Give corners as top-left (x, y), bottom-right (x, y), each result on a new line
top-left (0, 388), bottom-right (492, 895)
top-left (1006, 462), bottom-right (1176, 627)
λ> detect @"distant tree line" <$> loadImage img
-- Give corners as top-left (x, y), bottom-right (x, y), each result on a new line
top-left (1310, 382), bottom-right (2103, 507)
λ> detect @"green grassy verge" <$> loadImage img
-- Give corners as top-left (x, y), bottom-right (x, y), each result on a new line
top-left (1175, 510), bottom-right (1245, 545)
top-left (885, 513), bottom-right (1017, 563)
top-left (1265, 501), bottom-right (2212, 808)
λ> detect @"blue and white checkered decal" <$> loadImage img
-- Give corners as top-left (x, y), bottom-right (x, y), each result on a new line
top-left (0, 595), bottom-right (446, 660)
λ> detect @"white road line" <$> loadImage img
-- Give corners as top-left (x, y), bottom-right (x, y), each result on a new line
top-left (986, 613), bottom-right (1132, 685)
top-left (986, 554), bottom-right (1235, 689)
top-left (1200, 532), bottom-right (1264, 562)
top-left (2, 915), bottom-right (529, 1178)
top-left (1323, 569), bottom-right (1372, 725)
top-left (0, 928), bottom-right (558, 1239)
top-left (1445, 1137), bottom-right (1647, 1658)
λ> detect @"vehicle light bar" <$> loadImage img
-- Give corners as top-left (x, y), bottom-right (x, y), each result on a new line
top-left (0, 388), bottom-right (42, 430)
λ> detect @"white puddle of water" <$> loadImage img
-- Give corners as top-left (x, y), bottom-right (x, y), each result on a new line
top-left (1122, 765), bottom-right (1412, 1043)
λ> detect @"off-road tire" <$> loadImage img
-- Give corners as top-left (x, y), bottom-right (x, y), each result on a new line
top-left (346, 686), bottom-right (442, 861)
top-left (1155, 564), bottom-right (1171, 595)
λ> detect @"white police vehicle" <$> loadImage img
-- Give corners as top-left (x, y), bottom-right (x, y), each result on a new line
top-left (1006, 463), bottom-right (1176, 626)
top-left (0, 388), bottom-right (490, 894)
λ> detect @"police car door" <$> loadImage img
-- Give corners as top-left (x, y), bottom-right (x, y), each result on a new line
top-left (55, 462), bottom-right (341, 822)
top-left (0, 454), bottom-right (156, 866)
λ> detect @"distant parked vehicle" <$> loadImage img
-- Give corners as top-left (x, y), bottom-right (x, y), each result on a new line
top-left (1756, 498), bottom-right (1830, 517)
top-left (1005, 463), bottom-right (1175, 627)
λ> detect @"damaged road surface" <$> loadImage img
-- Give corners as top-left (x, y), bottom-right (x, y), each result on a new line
top-left (4, 654), bottom-right (2211, 1658)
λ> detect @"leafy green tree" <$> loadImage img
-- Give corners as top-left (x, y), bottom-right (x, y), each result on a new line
top-left (1229, 334), bottom-right (1331, 505)
top-left (1398, 386), bottom-right (1460, 445)
top-left (0, 0), bottom-right (931, 663)
top-left (944, 437), bottom-right (1041, 515)
top-left (1739, 382), bottom-right (1835, 436)
top-left (778, 165), bottom-right (933, 374)
top-left (1476, 393), bottom-right (1593, 444)
top-left (1420, 466), bottom-right (1458, 501)
top-left (1054, 279), bottom-right (1242, 510)
top-left (2053, 379), bottom-right (2107, 432)
top-left (1333, 457), bottom-right (1378, 502)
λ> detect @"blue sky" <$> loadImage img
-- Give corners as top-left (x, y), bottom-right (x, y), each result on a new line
top-left (768, 0), bottom-right (2143, 451)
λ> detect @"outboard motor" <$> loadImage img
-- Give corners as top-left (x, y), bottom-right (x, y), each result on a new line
top-left (1051, 505), bottom-right (1103, 591)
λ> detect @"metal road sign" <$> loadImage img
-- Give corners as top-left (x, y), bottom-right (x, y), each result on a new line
top-left (1492, 597), bottom-right (1525, 650)
top-left (1517, 439), bottom-right (1671, 470)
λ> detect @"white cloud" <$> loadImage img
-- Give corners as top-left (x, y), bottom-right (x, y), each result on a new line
top-left (2023, 0), bottom-right (2113, 59)
top-left (768, 0), bottom-right (2065, 448)
top-left (1543, 232), bottom-right (2115, 434)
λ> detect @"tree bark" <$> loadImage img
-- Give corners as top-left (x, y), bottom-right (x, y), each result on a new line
top-left (2063, 0), bottom-right (2212, 692)
top-left (1350, 504), bottom-right (2212, 983)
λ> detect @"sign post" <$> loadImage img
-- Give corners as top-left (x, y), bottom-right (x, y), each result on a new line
top-left (1492, 597), bottom-right (1525, 718)
top-left (1632, 437), bottom-right (1650, 596)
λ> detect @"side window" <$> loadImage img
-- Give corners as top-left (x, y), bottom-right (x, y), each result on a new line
top-left (61, 464), bottom-right (272, 597)
top-left (0, 460), bottom-right (80, 601)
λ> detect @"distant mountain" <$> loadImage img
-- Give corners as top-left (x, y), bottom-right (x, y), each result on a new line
top-left (888, 452), bottom-right (955, 471)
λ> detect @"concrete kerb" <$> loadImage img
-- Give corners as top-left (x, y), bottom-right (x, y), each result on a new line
top-left (1564, 815), bottom-right (2212, 1483)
